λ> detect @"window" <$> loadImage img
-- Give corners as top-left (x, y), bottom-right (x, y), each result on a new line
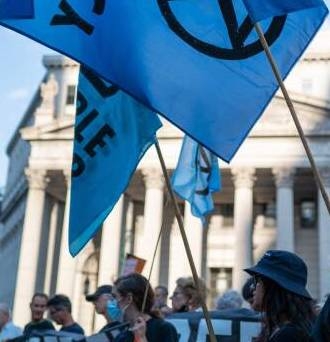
top-left (300, 200), bottom-right (316, 228)
top-left (219, 204), bottom-right (234, 227)
top-left (209, 268), bottom-right (232, 307)
top-left (263, 202), bottom-right (276, 227)
top-left (66, 85), bottom-right (76, 105)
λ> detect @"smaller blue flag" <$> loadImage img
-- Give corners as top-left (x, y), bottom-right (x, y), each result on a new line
top-left (0, 0), bottom-right (34, 19)
top-left (243, 0), bottom-right (325, 23)
top-left (69, 67), bottom-right (162, 256)
top-left (172, 136), bottom-right (221, 222)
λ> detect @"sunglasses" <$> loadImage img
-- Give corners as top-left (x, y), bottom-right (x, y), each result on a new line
top-left (251, 275), bottom-right (262, 289)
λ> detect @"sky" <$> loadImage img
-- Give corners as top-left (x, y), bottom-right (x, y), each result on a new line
top-left (0, 6), bottom-right (329, 189)
top-left (0, 27), bottom-right (53, 188)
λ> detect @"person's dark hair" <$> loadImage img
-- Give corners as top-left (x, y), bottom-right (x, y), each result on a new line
top-left (155, 285), bottom-right (168, 297)
top-left (114, 273), bottom-right (157, 317)
top-left (47, 294), bottom-right (72, 313)
top-left (242, 277), bottom-right (254, 301)
top-left (32, 293), bottom-right (49, 303)
top-left (258, 276), bottom-right (315, 341)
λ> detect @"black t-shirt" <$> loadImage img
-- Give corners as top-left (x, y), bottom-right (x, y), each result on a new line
top-left (60, 322), bottom-right (85, 335)
top-left (115, 317), bottom-right (179, 342)
top-left (23, 319), bottom-right (55, 337)
top-left (99, 321), bottom-right (121, 333)
top-left (269, 323), bottom-right (309, 342)
top-left (311, 296), bottom-right (330, 342)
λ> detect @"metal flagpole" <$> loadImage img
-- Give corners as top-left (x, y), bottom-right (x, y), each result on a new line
top-left (254, 22), bottom-right (330, 215)
top-left (155, 139), bottom-right (217, 342)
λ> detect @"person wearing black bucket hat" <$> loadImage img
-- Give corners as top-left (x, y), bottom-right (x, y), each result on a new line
top-left (85, 285), bottom-right (120, 332)
top-left (244, 250), bottom-right (315, 341)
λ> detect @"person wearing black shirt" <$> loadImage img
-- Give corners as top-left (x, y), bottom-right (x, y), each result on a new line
top-left (112, 273), bottom-right (178, 342)
top-left (245, 250), bottom-right (315, 341)
top-left (60, 322), bottom-right (84, 335)
top-left (311, 295), bottom-right (330, 342)
top-left (47, 294), bottom-right (84, 336)
top-left (23, 293), bottom-right (55, 337)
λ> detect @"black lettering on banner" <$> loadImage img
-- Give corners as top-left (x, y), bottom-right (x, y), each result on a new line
top-left (84, 124), bottom-right (116, 157)
top-left (93, 0), bottom-right (106, 15)
top-left (81, 66), bottom-right (119, 98)
top-left (75, 109), bottom-right (99, 142)
top-left (51, 0), bottom-right (94, 35)
top-left (76, 91), bottom-right (88, 116)
top-left (195, 146), bottom-right (211, 196)
top-left (72, 153), bottom-right (85, 177)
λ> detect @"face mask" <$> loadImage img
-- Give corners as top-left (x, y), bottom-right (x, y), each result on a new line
top-left (106, 299), bottom-right (123, 322)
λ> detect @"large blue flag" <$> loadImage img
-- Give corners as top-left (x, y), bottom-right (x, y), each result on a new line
top-left (172, 136), bottom-right (221, 222)
top-left (69, 66), bottom-right (162, 256)
top-left (0, 1), bottom-right (327, 162)
top-left (243, 0), bottom-right (325, 22)
top-left (0, 0), bottom-right (34, 19)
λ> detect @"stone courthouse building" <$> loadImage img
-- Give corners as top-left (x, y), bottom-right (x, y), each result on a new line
top-left (0, 31), bottom-right (330, 333)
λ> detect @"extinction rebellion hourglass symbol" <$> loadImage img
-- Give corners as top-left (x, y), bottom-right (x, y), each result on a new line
top-left (157, 0), bottom-right (287, 60)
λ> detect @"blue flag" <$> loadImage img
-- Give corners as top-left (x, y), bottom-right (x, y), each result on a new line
top-left (172, 136), bottom-right (221, 222)
top-left (69, 67), bottom-right (162, 256)
top-left (0, 1), bottom-right (327, 162)
top-left (0, 0), bottom-right (34, 19)
top-left (243, 0), bottom-right (325, 22)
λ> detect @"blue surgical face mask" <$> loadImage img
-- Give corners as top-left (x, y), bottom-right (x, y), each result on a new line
top-left (106, 299), bottom-right (122, 322)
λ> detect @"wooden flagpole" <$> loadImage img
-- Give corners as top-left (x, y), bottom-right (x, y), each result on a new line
top-left (155, 140), bottom-right (217, 342)
top-left (254, 23), bottom-right (330, 215)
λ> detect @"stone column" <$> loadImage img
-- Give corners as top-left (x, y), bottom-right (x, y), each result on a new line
top-left (183, 202), bottom-right (203, 275)
top-left (13, 169), bottom-right (48, 325)
top-left (318, 167), bottom-right (330, 299)
top-left (272, 168), bottom-right (295, 251)
top-left (56, 170), bottom-right (77, 297)
top-left (98, 195), bottom-right (124, 286)
top-left (141, 168), bottom-right (164, 286)
top-left (94, 195), bottom-right (124, 335)
top-left (44, 201), bottom-right (60, 294)
top-left (232, 168), bottom-right (255, 291)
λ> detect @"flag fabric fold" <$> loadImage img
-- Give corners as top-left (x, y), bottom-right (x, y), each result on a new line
top-left (0, 0), bottom-right (34, 19)
top-left (172, 136), bottom-right (221, 222)
top-left (69, 67), bottom-right (162, 256)
top-left (0, 0), bottom-right (327, 162)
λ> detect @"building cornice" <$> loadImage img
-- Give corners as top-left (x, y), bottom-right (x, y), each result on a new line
top-left (303, 52), bottom-right (330, 62)
top-left (43, 55), bottom-right (78, 69)
top-left (20, 117), bottom-right (74, 141)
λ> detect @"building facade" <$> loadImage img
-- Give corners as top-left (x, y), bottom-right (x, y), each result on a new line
top-left (0, 32), bottom-right (330, 333)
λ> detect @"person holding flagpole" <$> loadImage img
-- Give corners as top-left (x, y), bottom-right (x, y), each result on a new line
top-left (111, 273), bottom-right (178, 342)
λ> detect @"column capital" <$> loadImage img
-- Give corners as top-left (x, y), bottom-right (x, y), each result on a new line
top-left (232, 167), bottom-right (256, 188)
top-left (272, 167), bottom-right (295, 188)
top-left (25, 169), bottom-right (49, 190)
top-left (319, 167), bottom-right (330, 188)
top-left (142, 168), bottom-right (164, 189)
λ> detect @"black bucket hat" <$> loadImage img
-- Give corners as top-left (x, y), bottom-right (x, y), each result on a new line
top-left (85, 285), bottom-right (112, 302)
top-left (244, 250), bottom-right (311, 299)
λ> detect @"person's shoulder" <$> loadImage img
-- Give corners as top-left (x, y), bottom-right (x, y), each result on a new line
top-left (72, 322), bottom-right (85, 335)
top-left (148, 317), bottom-right (175, 329)
top-left (61, 322), bottom-right (85, 335)
top-left (271, 324), bottom-right (308, 341)
top-left (99, 321), bottom-right (121, 333)
top-left (24, 320), bottom-right (55, 334)
top-left (147, 318), bottom-right (178, 340)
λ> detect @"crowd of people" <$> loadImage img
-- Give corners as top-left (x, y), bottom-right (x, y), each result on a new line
top-left (0, 250), bottom-right (329, 341)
